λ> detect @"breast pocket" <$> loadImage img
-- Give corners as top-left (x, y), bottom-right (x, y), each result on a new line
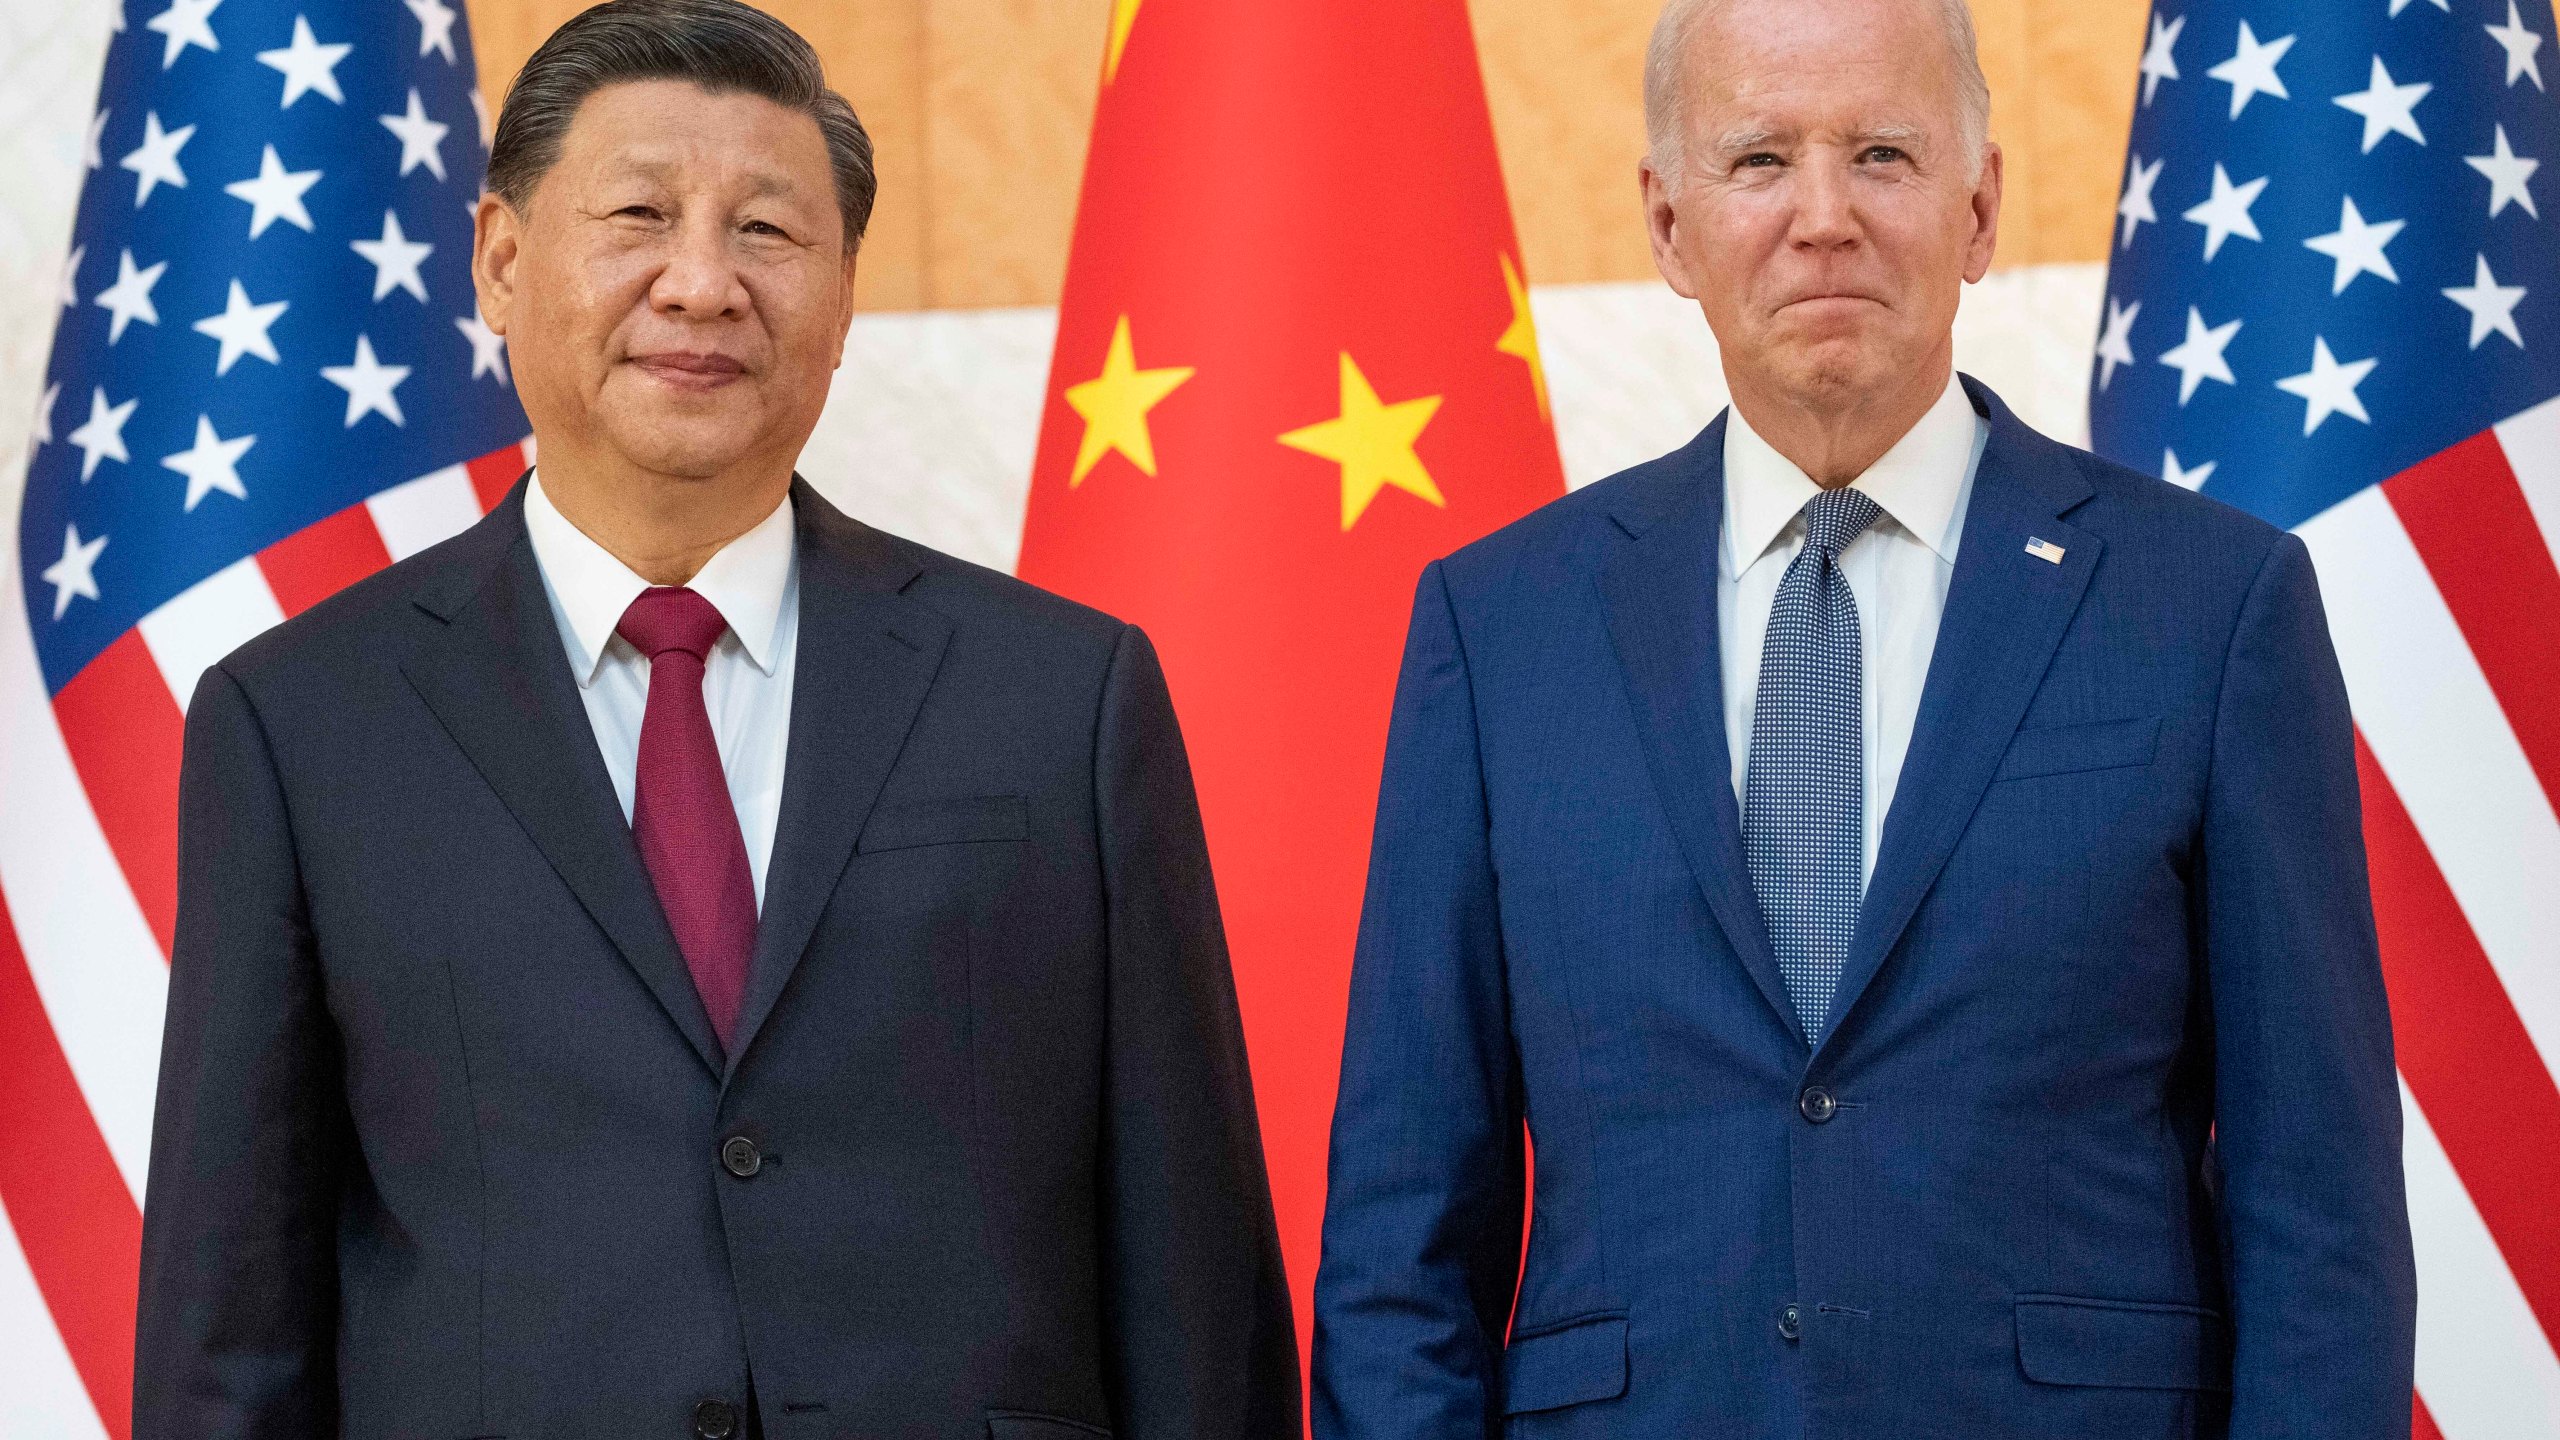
top-left (856, 795), bottom-right (1030, 853)
top-left (1994, 717), bottom-right (2160, 782)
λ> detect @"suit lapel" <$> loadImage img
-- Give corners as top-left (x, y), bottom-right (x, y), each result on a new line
top-left (723, 482), bottom-right (952, 1075)
top-left (1815, 380), bottom-right (2101, 1061)
top-left (1597, 419), bottom-right (1804, 1042)
top-left (401, 483), bottom-right (725, 1075)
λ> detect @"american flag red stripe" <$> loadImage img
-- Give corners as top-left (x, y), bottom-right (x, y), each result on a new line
top-left (260, 504), bottom-right (395, 620)
top-left (50, 635), bottom-right (185, 958)
top-left (0, 885), bottom-right (139, 1440)
top-left (2385, 435), bottom-right (2560, 807)
top-left (2359, 735), bottom-right (2560, 1343)
top-left (2302, 401), bottom-right (2560, 1434)
top-left (1, 437), bottom-right (528, 1438)
top-left (2414, 1394), bottom-right (2446, 1440)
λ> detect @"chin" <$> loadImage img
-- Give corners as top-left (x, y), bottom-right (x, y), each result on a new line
top-left (601, 414), bottom-right (763, 480)
top-left (1770, 334), bottom-right (1900, 403)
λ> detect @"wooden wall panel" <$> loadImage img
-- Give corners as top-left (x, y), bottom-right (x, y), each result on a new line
top-left (918, 0), bottom-right (1102, 310)
top-left (465, 0), bottom-right (2152, 312)
top-left (1469, 0), bottom-right (1657, 294)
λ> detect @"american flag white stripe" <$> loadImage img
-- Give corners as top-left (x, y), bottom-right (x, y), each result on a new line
top-left (0, 532), bottom-right (166, 1202)
top-left (2497, 395), bottom-right (2560, 580)
top-left (2297, 488), bottom-right (2560, 1081)
top-left (2403, 1081), bottom-right (2560, 1437)
top-left (4, 445), bottom-right (520, 1227)
top-left (367, 460), bottom-right (487, 562)
top-left (0, 1203), bottom-right (109, 1440)
top-left (135, 556), bottom-right (286, 718)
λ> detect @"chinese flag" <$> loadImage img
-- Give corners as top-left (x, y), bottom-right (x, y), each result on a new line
top-left (1015, 0), bottom-right (1567, 1377)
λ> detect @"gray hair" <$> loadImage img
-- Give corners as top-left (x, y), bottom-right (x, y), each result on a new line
top-left (1644, 0), bottom-right (1991, 194)
top-left (487, 0), bottom-right (877, 252)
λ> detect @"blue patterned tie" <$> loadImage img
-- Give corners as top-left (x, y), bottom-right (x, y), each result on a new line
top-left (1744, 486), bottom-right (1882, 1046)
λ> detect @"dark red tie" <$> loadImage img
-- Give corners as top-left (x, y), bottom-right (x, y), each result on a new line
top-left (617, 587), bottom-right (758, 1051)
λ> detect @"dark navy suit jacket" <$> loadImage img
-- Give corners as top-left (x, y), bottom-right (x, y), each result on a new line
top-left (134, 479), bottom-right (1298, 1440)
top-left (1311, 379), bottom-right (2415, 1440)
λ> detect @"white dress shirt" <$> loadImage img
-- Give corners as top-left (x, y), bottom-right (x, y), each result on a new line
top-left (523, 471), bottom-right (800, 907)
top-left (1719, 372), bottom-right (1988, 882)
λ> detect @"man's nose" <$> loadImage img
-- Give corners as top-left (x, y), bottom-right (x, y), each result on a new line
top-left (1789, 161), bottom-right (1861, 251)
top-left (650, 215), bottom-right (750, 318)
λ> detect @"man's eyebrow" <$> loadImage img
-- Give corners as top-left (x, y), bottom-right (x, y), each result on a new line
top-left (1711, 125), bottom-right (1786, 153)
top-left (1849, 123), bottom-right (1928, 148)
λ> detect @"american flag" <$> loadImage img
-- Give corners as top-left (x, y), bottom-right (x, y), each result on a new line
top-left (1, 0), bottom-right (528, 1434)
top-left (2090, 1), bottom-right (2559, 1434)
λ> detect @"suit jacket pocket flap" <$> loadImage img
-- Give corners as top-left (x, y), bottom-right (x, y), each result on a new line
top-left (986, 1411), bottom-right (1110, 1440)
top-left (1995, 717), bottom-right (2160, 781)
top-left (858, 795), bottom-right (1029, 853)
top-left (1501, 1312), bottom-right (1629, 1415)
top-left (2015, 1296), bottom-right (2231, 1391)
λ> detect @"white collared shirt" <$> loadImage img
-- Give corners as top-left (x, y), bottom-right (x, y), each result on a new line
top-left (522, 470), bottom-right (799, 907)
top-left (1719, 371), bottom-right (1988, 883)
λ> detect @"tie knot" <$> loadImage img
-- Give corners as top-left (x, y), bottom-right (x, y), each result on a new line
top-left (1801, 486), bottom-right (1883, 562)
top-left (617, 587), bottom-right (728, 662)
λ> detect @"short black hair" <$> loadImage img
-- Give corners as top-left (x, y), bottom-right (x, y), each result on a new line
top-left (487, 0), bottom-right (876, 251)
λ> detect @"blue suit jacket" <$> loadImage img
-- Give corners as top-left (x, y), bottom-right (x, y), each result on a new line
top-left (1311, 379), bottom-right (2415, 1440)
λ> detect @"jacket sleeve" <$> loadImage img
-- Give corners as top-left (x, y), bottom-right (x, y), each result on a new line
top-left (134, 663), bottom-right (351, 1439)
top-left (2202, 533), bottom-right (2417, 1438)
top-left (1311, 562), bottom-right (1524, 1440)
top-left (1091, 623), bottom-right (1301, 1439)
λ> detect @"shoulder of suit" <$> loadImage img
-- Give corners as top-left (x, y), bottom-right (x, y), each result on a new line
top-left (1435, 448), bottom-right (1695, 592)
top-left (215, 499), bottom-right (515, 699)
top-left (842, 516), bottom-right (1127, 647)
top-left (2040, 430), bottom-right (2288, 566)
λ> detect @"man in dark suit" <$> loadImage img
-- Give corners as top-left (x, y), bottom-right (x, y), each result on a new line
top-left (133, 3), bottom-right (1297, 1437)
top-left (1311, 1), bottom-right (2414, 1437)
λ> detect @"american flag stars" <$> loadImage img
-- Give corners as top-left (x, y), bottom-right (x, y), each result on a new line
top-left (2468, 124), bottom-right (2540, 215)
top-left (118, 110), bottom-right (192, 205)
top-left (320, 335), bottom-right (410, 427)
top-left (258, 16), bottom-right (351, 108)
top-left (144, 0), bottom-right (221, 71)
top-left (192, 279), bottom-right (288, 374)
top-left (380, 88), bottom-right (451, 180)
top-left (2092, 2), bottom-right (2554, 519)
top-left (224, 143), bottom-right (321, 237)
top-left (19, 0), bottom-right (522, 657)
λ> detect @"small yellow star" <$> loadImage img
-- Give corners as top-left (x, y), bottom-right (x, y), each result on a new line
top-left (1495, 252), bottom-right (1548, 420)
top-left (1106, 0), bottom-right (1143, 83)
top-left (1278, 353), bottom-right (1446, 531)
top-left (1064, 314), bottom-right (1194, 487)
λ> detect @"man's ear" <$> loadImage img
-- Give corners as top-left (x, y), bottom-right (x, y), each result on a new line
top-left (1962, 142), bottom-right (2004, 285)
top-left (831, 249), bottom-right (859, 370)
top-left (1641, 159), bottom-right (1702, 301)
top-left (473, 192), bottom-right (524, 335)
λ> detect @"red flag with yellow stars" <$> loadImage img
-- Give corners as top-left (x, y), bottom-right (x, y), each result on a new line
top-left (1015, 0), bottom-right (1567, 1374)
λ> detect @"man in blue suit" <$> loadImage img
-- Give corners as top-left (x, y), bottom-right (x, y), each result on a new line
top-left (1310, 0), bottom-right (2416, 1436)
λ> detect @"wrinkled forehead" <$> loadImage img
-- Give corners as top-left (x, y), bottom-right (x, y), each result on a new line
top-left (553, 81), bottom-right (831, 199)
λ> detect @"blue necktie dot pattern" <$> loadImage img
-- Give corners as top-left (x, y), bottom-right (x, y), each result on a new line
top-left (1744, 486), bottom-right (1882, 1046)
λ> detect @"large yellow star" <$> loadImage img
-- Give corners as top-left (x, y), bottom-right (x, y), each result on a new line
top-left (1063, 314), bottom-right (1194, 487)
top-left (1105, 0), bottom-right (1143, 83)
top-left (1278, 353), bottom-right (1446, 531)
top-left (1495, 252), bottom-right (1549, 420)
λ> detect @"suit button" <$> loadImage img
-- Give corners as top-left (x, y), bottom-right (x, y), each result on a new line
top-left (1778, 1303), bottom-right (1803, 1341)
top-left (1798, 1086), bottom-right (1837, 1124)
top-left (719, 1135), bottom-right (761, 1178)
top-left (693, 1399), bottom-right (739, 1440)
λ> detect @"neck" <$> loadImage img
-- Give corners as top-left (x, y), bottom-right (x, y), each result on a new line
top-left (535, 450), bottom-right (791, 587)
top-left (1728, 344), bottom-right (1954, 490)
